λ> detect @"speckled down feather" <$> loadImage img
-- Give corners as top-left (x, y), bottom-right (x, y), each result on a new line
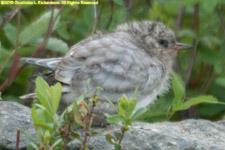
top-left (21, 21), bottom-right (182, 126)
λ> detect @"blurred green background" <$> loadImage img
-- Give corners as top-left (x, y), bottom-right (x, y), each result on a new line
top-left (0, 0), bottom-right (225, 122)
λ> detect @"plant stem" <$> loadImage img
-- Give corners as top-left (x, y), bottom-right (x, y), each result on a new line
top-left (118, 127), bottom-right (126, 145)
top-left (16, 128), bottom-right (20, 150)
top-left (81, 95), bottom-right (97, 150)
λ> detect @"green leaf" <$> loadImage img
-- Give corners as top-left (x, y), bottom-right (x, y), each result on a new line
top-left (105, 97), bottom-right (118, 112)
top-left (202, 0), bottom-right (218, 13)
top-left (105, 113), bottom-right (123, 124)
top-left (215, 77), bottom-right (225, 88)
top-left (34, 121), bottom-right (54, 132)
top-left (49, 82), bottom-right (62, 113)
top-left (173, 95), bottom-right (220, 111)
top-left (181, 0), bottom-right (204, 6)
top-left (3, 24), bottom-right (17, 45)
top-left (56, 24), bottom-right (70, 40)
top-left (127, 90), bottom-right (138, 117)
top-left (73, 99), bottom-right (81, 115)
top-left (201, 36), bottom-right (220, 49)
top-left (171, 72), bottom-right (185, 109)
top-left (51, 139), bottom-right (62, 149)
top-left (44, 131), bottom-right (51, 144)
top-left (31, 108), bottom-right (39, 124)
top-left (115, 144), bottom-right (122, 150)
top-left (142, 111), bottom-right (169, 119)
top-left (184, 95), bottom-right (219, 105)
top-left (172, 72), bottom-right (185, 98)
top-left (72, 131), bottom-right (81, 139)
top-left (214, 62), bottom-right (223, 74)
top-left (35, 77), bottom-right (53, 114)
top-left (76, 95), bottom-right (84, 105)
top-left (28, 143), bottom-right (38, 150)
top-left (91, 129), bottom-right (102, 136)
top-left (19, 9), bottom-right (60, 46)
top-left (30, 37), bottom-right (69, 53)
top-left (114, 131), bottom-right (122, 139)
top-left (178, 29), bottom-right (197, 39)
top-left (96, 86), bottom-right (103, 91)
top-left (35, 128), bottom-right (44, 144)
top-left (20, 127), bottom-right (38, 144)
top-left (34, 104), bottom-right (53, 122)
top-left (131, 107), bottom-right (148, 121)
top-left (172, 104), bottom-right (189, 111)
top-left (105, 134), bottom-right (115, 145)
top-left (59, 102), bottom-right (74, 122)
top-left (86, 78), bottom-right (91, 88)
top-left (118, 95), bottom-right (128, 116)
top-left (198, 104), bottom-right (225, 117)
top-left (198, 48), bottom-right (220, 65)
top-left (114, 0), bottom-right (123, 6)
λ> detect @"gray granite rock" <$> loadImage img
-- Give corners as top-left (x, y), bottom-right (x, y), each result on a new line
top-left (67, 120), bottom-right (225, 150)
top-left (1, 101), bottom-right (225, 150)
top-left (0, 101), bottom-right (35, 150)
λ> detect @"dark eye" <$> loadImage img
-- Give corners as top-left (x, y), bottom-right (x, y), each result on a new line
top-left (158, 39), bottom-right (169, 48)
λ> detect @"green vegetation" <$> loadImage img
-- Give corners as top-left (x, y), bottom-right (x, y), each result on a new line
top-left (25, 74), bottom-right (223, 149)
top-left (1, 0), bottom-right (225, 144)
top-left (105, 89), bottom-right (147, 150)
top-left (23, 77), bottom-right (102, 150)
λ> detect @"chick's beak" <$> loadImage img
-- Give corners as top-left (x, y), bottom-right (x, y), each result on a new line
top-left (168, 42), bottom-right (194, 51)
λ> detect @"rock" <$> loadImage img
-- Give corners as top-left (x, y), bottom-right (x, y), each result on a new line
top-left (67, 120), bottom-right (225, 150)
top-left (0, 101), bottom-right (35, 150)
top-left (1, 101), bottom-right (225, 150)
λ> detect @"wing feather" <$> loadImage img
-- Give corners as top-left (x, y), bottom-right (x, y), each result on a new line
top-left (55, 32), bottom-right (164, 101)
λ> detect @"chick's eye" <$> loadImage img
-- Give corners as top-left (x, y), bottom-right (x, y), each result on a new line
top-left (158, 39), bottom-right (169, 48)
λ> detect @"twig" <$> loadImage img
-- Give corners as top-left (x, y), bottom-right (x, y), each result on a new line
top-left (81, 94), bottom-right (97, 150)
top-left (0, 8), bottom-right (19, 29)
top-left (105, 0), bottom-right (114, 30)
top-left (91, 0), bottom-right (98, 34)
top-left (62, 124), bottom-right (72, 150)
top-left (0, 49), bottom-right (15, 75)
top-left (0, 5), bottom-right (64, 91)
top-left (178, 3), bottom-right (199, 119)
top-left (176, 6), bottom-right (185, 34)
top-left (216, 5), bottom-right (225, 38)
top-left (146, 0), bottom-right (153, 8)
top-left (118, 127), bottom-right (126, 145)
top-left (0, 7), bottom-right (21, 91)
top-left (0, 8), bottom-right (20, 75)
top-left (189, 64), bottom-right (207, 90)
top-left (184, 3), bottom-right (199, 87)
top-left (97, 5), bottom-right (102, 30)
top-left (184, 42), bottom-right (197, 87)
top-left (125, 0), bottom-right (132, 21)
top-left (16, 128), bottom-right (20, 150)
top-left (186, 4), bottom-right (199, 119)
top-left (200, 66), bottom-right (215, 94)
top-left (175, 3), bottom-right (186, 120)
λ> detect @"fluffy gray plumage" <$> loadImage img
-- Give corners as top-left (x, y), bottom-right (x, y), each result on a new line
top-left (21, 21), bottom-right (192, 126)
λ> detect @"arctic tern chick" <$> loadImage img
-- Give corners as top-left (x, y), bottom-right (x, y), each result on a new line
top-left (21, 21), bottom-right (193, 126)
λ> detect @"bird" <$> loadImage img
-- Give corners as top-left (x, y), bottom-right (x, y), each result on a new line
top-left (20, 21), bottom-right (193, 126)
